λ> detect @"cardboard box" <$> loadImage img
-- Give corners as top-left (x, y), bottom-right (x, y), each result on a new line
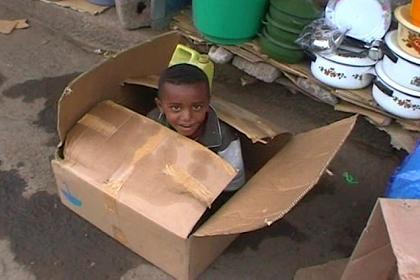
top-left (342, 198), bottom-right (420, 280)
top-left (294, 199), bottom-right (420, 280)
top-left (51, 31), bottom-right (356, 279)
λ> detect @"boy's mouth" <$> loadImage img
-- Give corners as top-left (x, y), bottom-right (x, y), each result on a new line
top-left (176, 123), bottom-right (199, 135)
top-left (177, 124), bottom-right (195, 131)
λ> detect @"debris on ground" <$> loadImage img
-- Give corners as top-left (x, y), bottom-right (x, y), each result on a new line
top-left (0, 19), bottom-right (29, 34)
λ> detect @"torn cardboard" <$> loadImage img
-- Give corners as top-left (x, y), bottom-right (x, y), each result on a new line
top-left (294, 258), bottom-right (349, 280)
top-left (0, 19), bottom-right (29, 34)
top-left (51, 31), bottom-right (356, 279)
top-left (39, 0), bottom-right (108, 15)
top-left (295, 199), bottom-right (420, 280)
top-left (342, 199), bottom-right (420, 280)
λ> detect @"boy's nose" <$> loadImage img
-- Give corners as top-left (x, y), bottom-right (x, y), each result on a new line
top-left (180, 109), bottom-right (192, 122)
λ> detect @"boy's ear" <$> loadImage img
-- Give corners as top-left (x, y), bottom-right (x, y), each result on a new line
top-left (155, 97), bottom-right (163, 113)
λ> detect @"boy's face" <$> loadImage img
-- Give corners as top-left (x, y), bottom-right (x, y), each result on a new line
top-left (156, 82), bottom-right (210, 139)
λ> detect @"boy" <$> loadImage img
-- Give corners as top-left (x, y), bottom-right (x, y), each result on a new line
top-left (147, 63), bottom-right (245, 192)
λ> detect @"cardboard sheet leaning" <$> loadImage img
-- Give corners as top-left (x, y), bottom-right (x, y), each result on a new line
top-left (51, 31), bottom-right (357, 279)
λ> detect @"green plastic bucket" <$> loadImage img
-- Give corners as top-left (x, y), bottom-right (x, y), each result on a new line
top-left (192, 0), bottom-right (268, 45)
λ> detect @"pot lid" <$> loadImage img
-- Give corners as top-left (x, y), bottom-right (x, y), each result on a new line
top-left (385, 30), bottom-right (420, 65)
top-left (325, 0), bottom-right (392, 43)
top-left (270, 0), bottom-right (321, 19)
top-left (375, 60), bottom-right (420, 97)
top-left (319, 46), bottom-right (377, 67)
top-left (395, 4), bottom-right (420, 33)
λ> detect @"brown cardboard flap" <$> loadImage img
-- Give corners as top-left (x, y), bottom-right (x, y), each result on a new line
top-left (210, 95), bottom-right (286, 143)
top-left (57, 32), bottom-right (183, 145)
top-left (294, 258), bottom-right (349, 280)
top-left (342, 199), bottom-right (420, 280)
top-left (123, 77), bottom-right (287, 143)
top-left (194, 116), bottom-right (357, 236)
top-left (63, 100), bottom-right (236, 239)
top-left (380, 199), bottom-right (420, 279)
top-left (123, 75), bottom-right (160, 89)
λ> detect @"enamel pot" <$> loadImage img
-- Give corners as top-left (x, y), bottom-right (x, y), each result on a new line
top-left (373, 61), bottom-right (420, 119)
top-left (307, 50), bottom-right (376, 90)
top-left (383, 30), bottom-right (420, 91)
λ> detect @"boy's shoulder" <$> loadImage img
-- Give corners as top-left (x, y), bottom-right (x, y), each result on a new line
top-left (218, 120), bottom-right (238, 149)
top-left (147, 107), bottom-right (162, 122)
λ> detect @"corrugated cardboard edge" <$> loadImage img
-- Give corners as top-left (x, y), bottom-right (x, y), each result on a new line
top-left (293, 258), bottom-right (349, 280)
top-left (380, 199), bottom-right (420, 280)
top-left (340, 199), bottom-right (394, 280)
top-left (56, 31), bottom-right (183, 150)
top-left (194, 116), bottom-right (357, 236)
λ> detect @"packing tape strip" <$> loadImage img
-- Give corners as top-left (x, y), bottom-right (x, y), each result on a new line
top-left (112, 225), bottom-right (128, 246)
top-left (78, 113), bottom-right (117, 137)
top-left (103, 128), bottom-right (167, 213)
top-left (163, 164), bottom-right (213, 207)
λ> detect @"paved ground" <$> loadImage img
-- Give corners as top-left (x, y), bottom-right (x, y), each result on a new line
top-left (0, 1), bottom-right (406, 279)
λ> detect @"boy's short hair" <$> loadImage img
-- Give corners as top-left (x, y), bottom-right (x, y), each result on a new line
top-left (158, 63), bottom-right (210, 98)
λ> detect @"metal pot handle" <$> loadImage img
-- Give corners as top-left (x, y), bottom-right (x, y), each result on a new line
top-left (382, 43), bottom-right (398, 64)
top-left (374, 79), bottom-right (394, 97)
top-left (304, 50), bottom-right (317, 62)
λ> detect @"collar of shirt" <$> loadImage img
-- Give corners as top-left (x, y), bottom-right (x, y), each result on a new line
top-left (157, 106), bottom-right (222, 149)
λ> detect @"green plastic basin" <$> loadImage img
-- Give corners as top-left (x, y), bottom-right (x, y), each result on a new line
top-left (268, 5), bottom-right (312, 30)
top-left (259, 29), bottom-right (304, 64)
top-left (263, 14), bottom-right (301, 44)
top-left (193, 0), bottom-right (268, 45)
top-left (270, 0), bottom-right (321, 19)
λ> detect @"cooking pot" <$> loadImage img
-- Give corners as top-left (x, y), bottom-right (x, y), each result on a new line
top-left (394, 4), bottom-right (420, 59)
top-left (373, 61), bottom-right (420, 119)
top-left (383, 30), bottom-right (420, 91)
top-left (307, 48), bottom-right (377, 89)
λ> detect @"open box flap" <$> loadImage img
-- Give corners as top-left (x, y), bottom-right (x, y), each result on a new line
top-left (57, 31), bottom-right (183, 145)
top-left (123, 77), bottom-right (288, 143)
top-left (194, 116), bottom-right (357, 236)
top-left (342, 199), bottom-right (420, 279)
top-left (380, 199), bottom-right (420, 279)
top-left (63, 100), bottom-right (236, 239)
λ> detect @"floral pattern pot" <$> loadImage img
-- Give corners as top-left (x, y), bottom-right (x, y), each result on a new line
top-left (373, 61), bottom-right (420, 119)
top-left (395, 4), bottom-right (420, 58)
top-left (383, 30), bottom-right (420, 91)
top-left (308, 50), bottom-right (376, 90)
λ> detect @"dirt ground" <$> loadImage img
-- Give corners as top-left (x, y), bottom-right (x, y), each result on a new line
top-left (0, 1), bottom-right (406, 279)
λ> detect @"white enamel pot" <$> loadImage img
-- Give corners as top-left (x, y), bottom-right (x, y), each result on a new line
top-left (383, 30), bottom-right (420, 91)
top-left (373, 61), bottom-right (420, 119)
top-left (307, 50), bottom-right (376, 90)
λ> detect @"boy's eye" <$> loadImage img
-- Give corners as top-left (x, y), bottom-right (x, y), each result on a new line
top-left (170, 105), bottom-right (181, 112)
top-left (192, 104), bottom-right (203, 111)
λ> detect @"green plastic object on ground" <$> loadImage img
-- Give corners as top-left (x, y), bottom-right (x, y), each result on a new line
top-left (192, 0), bottom-right (268, 45)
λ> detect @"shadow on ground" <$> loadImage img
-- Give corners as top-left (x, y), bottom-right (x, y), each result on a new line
top-left (0, 168), bottom-right (143, 279)
top-left (2, 73), bottom-right (81, 146)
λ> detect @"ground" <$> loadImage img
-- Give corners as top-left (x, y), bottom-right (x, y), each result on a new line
top-left (0, 1), bottom-right (406, 279)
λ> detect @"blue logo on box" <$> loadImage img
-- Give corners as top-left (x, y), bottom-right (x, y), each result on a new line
top-left (60, 184), bottom-right (82, 207)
